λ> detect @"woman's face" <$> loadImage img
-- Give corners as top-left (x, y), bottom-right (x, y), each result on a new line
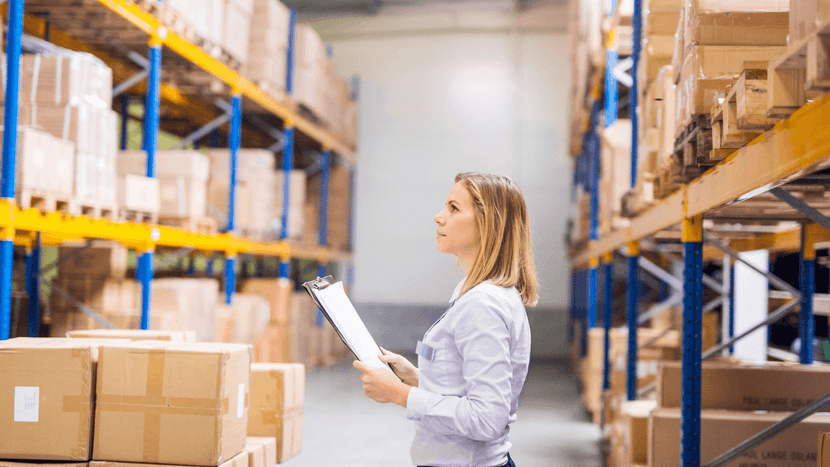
top-left (434, 182), bottom-right (479, 257)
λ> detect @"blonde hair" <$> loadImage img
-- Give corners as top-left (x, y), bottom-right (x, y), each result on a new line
top-left (455, 172), bottom-right (539, 306)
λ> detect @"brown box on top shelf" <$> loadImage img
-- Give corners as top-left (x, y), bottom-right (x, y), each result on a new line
top-left (93, 341), bottom-right (251, 466)
top-left (58, 240), bottom-right (129, 279)
top-left (675, 45), bottom-right (787, 136)
top-left (293, 25), bottom-right (326, 118)
top-left (117, 174), bottom-right (160, 215)
top-left (0, 337), bottom-right (124, 461)
top-left (648, 409), bottom-right (830, 466)
top-left (241, 278), bottom-right (293, 325)
top-left (66, 329), bottom-right (197, 342)
top-left (11, 53), bottom-right (113, 109)
top-left (246, 438), bottom-right (277, 467)
top-left (657, 361), bottom-right (830, 410)
top-left (248, 363), bottom-right (305, 463)
top-left (90, 451), bottom-right (248, 467)
top-left (242, 0), bottom-right (289, 99)
top-left (224, 0), bottom-right (252, 66)
top-left (683, 0), bottom-right (789, 52)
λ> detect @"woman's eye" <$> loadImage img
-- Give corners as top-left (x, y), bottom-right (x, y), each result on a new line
top-left (450, 206), bottom-right (458, 212)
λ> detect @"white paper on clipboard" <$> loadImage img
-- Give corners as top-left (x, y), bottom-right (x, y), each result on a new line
top-left (308, 281), bottom-right (390, 370)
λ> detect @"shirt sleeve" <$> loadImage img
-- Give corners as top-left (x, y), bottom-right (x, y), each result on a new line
top-left (405, 290), bottom-right (513, 442)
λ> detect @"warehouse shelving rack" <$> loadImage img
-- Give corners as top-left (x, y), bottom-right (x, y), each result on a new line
top-left (0, 0), bottom-right (357, 340)
top-left (570, 0), bottom-right (830, 465)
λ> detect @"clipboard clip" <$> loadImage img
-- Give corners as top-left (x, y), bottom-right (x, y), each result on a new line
top-left (308, 275), bottom-right (335, 290)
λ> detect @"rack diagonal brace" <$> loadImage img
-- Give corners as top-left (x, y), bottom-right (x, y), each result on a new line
top-left (702, 298), bottom-right (800, 360)
top-left (170, 113), bottom-right (231, 150)
top-left (703, 390), bottom-right (830, 467)
top-left (113, 69), bottom-right (149, 97)
top-left (47, 279), bottom-right (117, 330)
top-left (155, 246), bottom-right (194, 271)
top-left (770, 187), bottom-right (830, 231)
top-left (41, 239), bottom-right (93, 275)
top-left (704, 233), bottom-right (803, 298)
top-left (639, 254), bottom-right (726, 295)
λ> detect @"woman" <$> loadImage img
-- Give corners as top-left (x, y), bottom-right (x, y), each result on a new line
top-left (353, 172), bottom-right (538, 467)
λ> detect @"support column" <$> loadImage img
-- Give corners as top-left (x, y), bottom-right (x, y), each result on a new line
top-left (0, 0), bottom-right (24, 340)
top-left (681, 215), bottom-right (704, 467)
top-left (724, 255), bottom-right (735, 355)
top-left (800, 224), bottom-right (817, 364)
top-left (227, 92), bottom-right (241, 233)
top-left (225, 256), bottom-right (237, 305)
top-left (25, 233), bottom-right (41, 337)
top-left (630, 0), bottom-right (642, 189)
top-left (602, 252), bottom-right (614, 392)
top-left (120, 95), bottom-right (130, 151)
top-left (139, 250), bottom-right (154, 330)
top-left (139, 35), bottom-right (162, 328)
top-left (626, 241), bottom-right (640, 401)
top-left (187, 255), bottom-right (196, 276)
top-left (279, 124), bottom-right (295, 279)
top-left (286, 8), bottom-right (297, 96)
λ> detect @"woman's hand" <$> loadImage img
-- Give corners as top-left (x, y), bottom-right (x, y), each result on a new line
top-left (379, 347), bottom-right (419, 387)
top-left (353, 358), bottom-right (411, 407)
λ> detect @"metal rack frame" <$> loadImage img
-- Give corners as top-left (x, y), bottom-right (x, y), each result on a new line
top-left (0, 0), bottom-right (356, 340)
top-left (571, 0), bottom-right (830, 465)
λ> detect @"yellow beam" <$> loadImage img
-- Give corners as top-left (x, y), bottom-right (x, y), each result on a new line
top-left (98, 0), bottom-right (357, 163)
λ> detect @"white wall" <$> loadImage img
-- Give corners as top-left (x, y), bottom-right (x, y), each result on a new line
top-left (311, 2), bottom-right (572, 309)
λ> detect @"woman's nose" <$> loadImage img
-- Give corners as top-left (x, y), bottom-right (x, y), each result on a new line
top-left (434, 211), bottom-right (443, 225)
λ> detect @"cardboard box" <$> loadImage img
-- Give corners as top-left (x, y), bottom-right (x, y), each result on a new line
top-left (242, 0), bottom-right (289, 96)
top-left (58, 240), bottom-right (128, 279)
top-left (0, 463), bottom-right (88, 467)
top-left (820, 432), bottom-right (830, 467)
top-left (649, 408), bottom-right (830, 466)
top-left (0, 338), bottom-right (121, 460)
top-left (244, 442), bottom-right (265, 467)
top-left (51, 276), bottom-right (139, 316)
top-left (93, 341), bottom-right (251, 466)
top-left (684, 0), bottom-right (788, 51)
top-left (10, 53), bottom-right (113, 109)
top-left (12, 103), bottom-right (114, 156)
top-left (89, 451), bottom-right (248, 467)
top-left (216, 294), bottom-right (271, 345)
top-left (621, 400), bottom-right (657, 466)
top-left (158, 176), bottom-right (208, 219)
top-left (66, 329), bottom-right (196, 342)
top-left (790, 0), bottom-right (830, 44)
top-left (2, 127), bottom-right (75, 196)
top-left (117, 174), bottom-right (160, 214)
top-left (224, 1), bottom-right (252, 65)
top-left (242, 278), bottom-right (293, 325)
top-left (246, 438), bottom-right (277, 467)
top-left (118, 150), bottom-right (209, 181)
top-left (657, 361), bottom-right (830, 410)
top-left (675, 45), bottom-right (787, 134)
top-left (248, 363), bottom-right (305, 463)
top-left (150, 278), bottom-right (218, 342)
top-left (642, 35), bottom-right (675, 84)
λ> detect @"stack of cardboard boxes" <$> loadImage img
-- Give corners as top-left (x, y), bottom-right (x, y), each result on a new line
top-left (599, 119), bottom-right (632, 235)
top-left (0, 334), bottom-right (305, 466)
top-left (275, 169), bottom-right (307, 242)
top-left (164, 0), bottom-right (252, 67)
top-left (304, 164), bottom-right (352, 251)
top-left (1, 53), bottom-right (119, 212)
top-left (215, 294), bottom-right (271, 349)
top-left (241, 0), bottom-right (290, 100)
top-left (118, 150), bottom-right (210, 227)
top-left (207, 149), bottom-right (277, 238)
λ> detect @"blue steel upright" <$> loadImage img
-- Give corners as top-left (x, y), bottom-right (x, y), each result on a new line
top-left (800, 224), bottom-right (816, 364)
top-left (630, 0), bottom-right (642, 189)
top-left (728, 261), bottom-right (735, 354)
top-left (602, 254), bottom-right (613, 391)
top-left (0, 0), bottom-right (24, 340)
top-left (25, 233), bottom-right (42, 337)
top-left (681, 215), bottom-right (704, 467)
top-left (626, 241), bottom-right (639, 401)
top-left (318, 151), bottom-right (331, 279)
top-left (225, 93), bottom-right (242, 305)
top-left (139, 37), bottom-right (162, 329)
top-left (286, 8), bottom-right (297, 95)
top-left (120, 95), bottom-right (130, 151)
top-left (279, 125), bottom-right (295, 279)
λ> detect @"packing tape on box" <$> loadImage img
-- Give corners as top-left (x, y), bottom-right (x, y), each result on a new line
top-left (259, 407), bottom-right (303, 425)
top-left (57, 346), bottom-right (95, 460)
top-left (96, 348), bottom-right (231, 463)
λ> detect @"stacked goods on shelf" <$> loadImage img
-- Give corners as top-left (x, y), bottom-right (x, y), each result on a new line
top-left (248, 363), bottom-right (306, 462)
top-left (648, 362), bottom-right (830, 465)
top-left (0, 127), bottom-right (75, 211)
top-left (149, 278), bottom-right (219, 342)
top-left (791, 0), bottom-right (830, 44)
top-left (242, 278), bottom-right (347, 368)
top-left (606, 400), bottom-right (657, 467)
top-left (304, 164), bottom-right (351, 250)
top-left (294, 25), bottom-right (327, 121)
top-left (1, 52), bottom-right (119, 215)
top-left (274, 169), bottom-right (307, 242)
top-left (242, 0), bottom-right (290, 100)
top-left (49, 241), bottom-right (140, 336)
top-left (672, 0), bottom-right (787, 173)
top-left (333, 77), bottom-right (359, 146)
top-left (566, 0), bottom-right (606, 156)
top-left (0, 337), bottom-right (125, 460)
top-left (224, 0), bottom-right (255, 66)
top-left (116, 171), bottom-right (160, 223)
top-left (92, 341), bottom-right (250, 464)
top-left (118, 150), bottom-right (213, 231)
top-left (571, 188), bottom-right (591, 244)
top-left (163, 0), bottom-right (225, 52)
top-left (207, 149), bottom-right (278, 239)
top-left (215, 293), bottom-right (271, 348)
top-left (599, 119), bottom-right (632, 234)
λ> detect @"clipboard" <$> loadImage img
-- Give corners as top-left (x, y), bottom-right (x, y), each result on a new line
top-left (302, 276), bottom-right (395, 374)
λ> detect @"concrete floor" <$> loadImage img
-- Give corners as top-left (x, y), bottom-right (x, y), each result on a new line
top-left (283, 357), bottom-right (601, 467)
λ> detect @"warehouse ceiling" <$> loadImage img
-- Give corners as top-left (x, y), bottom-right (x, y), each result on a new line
top-left (284, 0), bottom-right (560, 16)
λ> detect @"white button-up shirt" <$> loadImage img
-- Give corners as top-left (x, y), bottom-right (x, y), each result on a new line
top-left (406, 279), bottom-right (531, 467)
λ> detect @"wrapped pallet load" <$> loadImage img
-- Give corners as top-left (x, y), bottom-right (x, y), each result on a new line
top-left (242, 0), bottom-right (290, 100)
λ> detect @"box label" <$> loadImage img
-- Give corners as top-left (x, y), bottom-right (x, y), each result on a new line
top-left (14, 386), bottom-right (39, 422)
top-left (237, 383), bottom-right (245, 418)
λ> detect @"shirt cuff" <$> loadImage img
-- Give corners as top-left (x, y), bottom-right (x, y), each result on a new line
top-left (405, 386), bottom-right (431, 421)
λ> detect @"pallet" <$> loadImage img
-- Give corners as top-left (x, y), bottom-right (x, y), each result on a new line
top-left (767, 17), bottom-right (830, 118)
top-left (671, 115), bottom-right (712, 183)
top-left (119, 208), bottom-right (159, 225)
top-left (77, 199), bottom-right (119, 221)
top-left (17, 188), bottom-right (77, 216)
top-left (159, 216), bottom-right (219, 234)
